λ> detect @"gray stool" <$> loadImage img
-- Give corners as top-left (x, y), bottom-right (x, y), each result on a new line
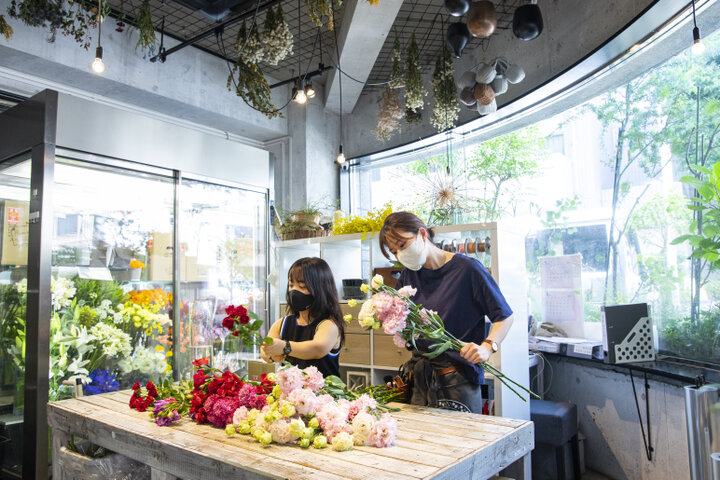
top-left (530, 399), bottom-right (581, 480)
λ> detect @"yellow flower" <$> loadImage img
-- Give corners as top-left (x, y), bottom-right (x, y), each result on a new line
top-left (308, 417), bottom-right (319, 429)
top-left (129, 259), bottom-right (145, 270)
top-left (348, 299), bottom-right (357, 307)
top-left (313, 435), bottom-right (328, 449)
top-left (343, 314), bottom-right (353, 323)
top-left (360, 284), bottom-right (369, 293)
top-left (155, 345), bottom-right (165, 353)
top-left (370, 274), bottom-right (384, 289)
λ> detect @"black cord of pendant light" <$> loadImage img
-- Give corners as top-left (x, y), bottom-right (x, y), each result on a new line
top-left (331, 4), bottom-right (345, 165)
top-left (690, 0), bottom-right (705, 55)
top-left (91, 0), bottom-right (105, 73)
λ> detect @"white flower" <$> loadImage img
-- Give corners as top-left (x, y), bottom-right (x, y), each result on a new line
top-left (331, 431), bottom-right (354, 451)
top-left (51, 277), bottom-right (76, 311)
top-left (358, 301), bottom-right (376, 329)
top-left (90, 323), bottom-right (132, 358)
top-left (15, 278), bottom-right (27, 294)
top-left (352, 412), bottom-right (376, 445)
top-left (370, 274), bottom-right (384, 289)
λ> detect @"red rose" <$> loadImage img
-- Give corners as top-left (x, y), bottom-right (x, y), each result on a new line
top-left (225, 305), bottom-right (236, 315)
top-left (232, 331), bottom-right (240, 336)
top-left (239, 314), bottom-right (250, 325)
top-left (132, 382), bottom-right (140, 390)
top-left (222, 316), bottom-right (235, 330)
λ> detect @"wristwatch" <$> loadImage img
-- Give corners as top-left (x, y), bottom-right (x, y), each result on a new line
top-left (483, 338), bottom-right (498, 353)
top-left (283, 340), bottom-right (292, 356)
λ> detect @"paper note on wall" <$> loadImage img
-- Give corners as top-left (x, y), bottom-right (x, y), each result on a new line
top-left (540, 254), bottom-right (584, 337)
top-left (1, 200), bottom-right (29, 265)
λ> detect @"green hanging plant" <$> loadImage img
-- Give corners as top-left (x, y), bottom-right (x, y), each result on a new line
top-left (388, 36), bottom-right (404, 89)
top-left (234, 20), bottom-right (264, 64)
top-left (227, 58), bottom-right (283, 120)
top-left (431, 46), bottom-right (460, 131)
top-left (8, 0), bottom-right (101, 48)
top-left (135, 0), bottom-right (156, 53)
top-left (262, 5), bottom-right (293, 66)
top-left (404, 32), bottom-right (426, 114)
top-left (0, 14), bottom-right (13, 41)
top-left (405, 106), bottom-right (422, 125)
top-left (376, 86), bottom-right (404, 142)
top-left (305, 0), bottom-right (342, 31)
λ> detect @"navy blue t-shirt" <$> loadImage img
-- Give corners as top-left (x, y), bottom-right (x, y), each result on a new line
top-left (395, 253), bottom-right (513, 384)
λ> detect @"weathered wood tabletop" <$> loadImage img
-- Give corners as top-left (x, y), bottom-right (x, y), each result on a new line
top-left (47, 390), bottom-right (534, 480)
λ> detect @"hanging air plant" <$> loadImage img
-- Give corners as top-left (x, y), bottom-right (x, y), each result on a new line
top-left (404, 33), bottom-right (427, 114)
top-left (388, 36), bottom-right (404, 89)
top-left (305, 0), bottom-right (343, 31)
top-left (135, 0), bottom-right (157, 53)
top-left (263, 5), bottom-right (293, 66)
top-left (431, 46), bottom-right (460, 131)
top-left (376, 86), bottom-right (404, 142)
top-left (0, 15), bottom-right (13, 41)
top-left (227, 59), bottom-right (282, 120)
top-left (234, 20), bottom-right (264, 64)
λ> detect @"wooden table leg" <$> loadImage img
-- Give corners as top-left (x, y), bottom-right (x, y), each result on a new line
top-left (501, 452), bottom-right (531, 480)
top-left (51, 428), bottom-right (70, 480)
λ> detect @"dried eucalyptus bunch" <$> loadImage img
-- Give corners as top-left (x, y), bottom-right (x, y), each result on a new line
top-left (227, 59), bottom-right (283, 120)
top-left (404, 33), bottom-right (426, 114)
top-left (305, 0), bottom-right (343, 31)
top-left (234, 20), bottom-right (265, 64)
top-left (0, 15), bottom-right (13, 41)
top-left (135, 0), bottom-right (156, 53)
top-left (431, 46), bottom-right (460, 131)
top-left (376, 86), bottom-right (404, 142)
top-left (263, 5), bottom-right (293, 66)
top-left (388, 36), bottom-right (404, 89)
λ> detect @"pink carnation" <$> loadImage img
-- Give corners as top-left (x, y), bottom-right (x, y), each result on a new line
top-left (276, 366), bottom-right (305, 398)
top-left (347, 394), bottom-right (378, 420)
top-left (314, 393), bottom-right (334, 411)
top-left (397, 286), bottom-right (417, 297)
top-left (371, 293), bottom-right (408, 335)
top-left (322, 421), bottom-right (353, 442)
top-left (367, 413), bottom-right (398, 448)
top-left (204, 394), bottom-right (241, 428)
top-left (419, 308), bottom-right (435, 326)
top-left (287, 387), bottom-right (317, 416)
top-left (268, 419), bottom-right (297, 444)
top-left (237, 383), bottom-right (267, 410)
top-left (232, 406), bottom-right (249, 425)
top-left (302, 366), bottom-right (325, 392)
top-left (316, 402), bottom-right (348, 430)
top-left (393, 334), bottom-right (407, 348)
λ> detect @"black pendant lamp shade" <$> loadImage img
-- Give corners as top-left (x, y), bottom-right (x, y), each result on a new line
top-left (446, 22), bottom-right (471, 58)
top-left (512, 3), bottom-right (543, 41)
top-left (444, 0), bottom-right (470, 16)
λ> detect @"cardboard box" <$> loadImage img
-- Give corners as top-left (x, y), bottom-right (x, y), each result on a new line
top-left (1, 200), bottom-right (29, 265)
top-left (247, 360), bottom-right (276, 382)
top-left (147, 232), bottom-right (173, 281)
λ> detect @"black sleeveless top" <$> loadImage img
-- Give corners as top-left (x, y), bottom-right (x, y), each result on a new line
top-left (280, 315), bottom-right (341, 378)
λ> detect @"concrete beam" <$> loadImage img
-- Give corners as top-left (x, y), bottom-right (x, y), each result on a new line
top-left (323, 0), bottom-right (403, 115)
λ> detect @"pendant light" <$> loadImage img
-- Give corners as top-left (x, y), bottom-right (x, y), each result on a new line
top-left (91, 0), bottom-right (105, 73)
top-left (691, 0), bottom-right (705, 55)
top-left (333, 5), bottom-right (345, 166)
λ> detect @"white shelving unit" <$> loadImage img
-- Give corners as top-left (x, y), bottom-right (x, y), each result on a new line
top-left (271, 222), bottom-right (529, 420)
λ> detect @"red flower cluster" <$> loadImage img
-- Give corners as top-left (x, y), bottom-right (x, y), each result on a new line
top-left (222, 304), bottom-right (250, 336)
top-left (257, 373), bottom-right (274, 395)
top-left (129, 381), bottom-right (158, 412)
top-left (189, 359), bottom-right (245, 424)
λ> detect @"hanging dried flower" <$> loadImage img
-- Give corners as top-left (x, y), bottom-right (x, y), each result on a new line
top-left (404, 33), bottom-right (426, 114)
top-left (8, 0), bottom-right (100, 48)
top-left (431, 46), bottom-right (460, 131)
top-left (405, 107), bottom-right (422, 125)
top-left (235, 20), bottom-right (265, 64)
top-left (388, 36), bottom-right (404, 89)
top-left (305, 0), bottom-right (343, 31)
top-left (0, 14), bottom-right (13, 41)
top-left (227, 58), bottom-right (283, 120)
top-left (135, 0), bottom-right (156, 53)
top-left (376, 86), bottom-right (404, 142)
top-left (262, 5), bottom-right (293, 66)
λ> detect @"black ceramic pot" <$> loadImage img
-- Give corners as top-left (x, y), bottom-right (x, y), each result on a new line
top-left (512, 3), bottom-right (543, 41)
top-left (444, 0), bottom-right (470, 16)
top-left (446, 22), bottom-right (470, 58)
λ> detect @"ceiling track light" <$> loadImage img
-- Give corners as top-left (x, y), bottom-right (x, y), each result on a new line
top-left (91, 0), bottom-right (105, 73)
top-left (305, 82), bottom-right (316, 99)
top-left (690, 0), bottom-right (705, 55)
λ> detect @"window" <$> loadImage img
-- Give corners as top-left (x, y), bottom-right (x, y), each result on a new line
top-left (347, 24), bottom-right (720, 366)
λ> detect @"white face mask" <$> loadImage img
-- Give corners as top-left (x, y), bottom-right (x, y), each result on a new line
top-left (396, 232), bottom-right (428, 271)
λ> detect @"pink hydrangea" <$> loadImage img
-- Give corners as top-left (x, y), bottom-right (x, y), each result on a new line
top-left (204, 394), bottom-right (241, 428)
top-left (276, 366), bottom-right (305, 397)
top-left (232, 406), bottom-right (249, 425)
top-left (302, 366), bottom-right (325, 392)
top-left (371, 293), bottom-right (408, 335)
top-left (397, 286), bottom-right (417, 297)
top-left (237, 383), bottom-right (267, 410)
top-left (367, 413), bottom-right (398, 448)
top-left (287, 387), bottom-right (317, 416)
top-left (393, 334), bottom-right (407, 348)
top-left (347, 394), bottom-right (378, 420)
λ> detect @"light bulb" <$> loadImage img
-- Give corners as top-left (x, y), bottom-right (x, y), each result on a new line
top-left (692, 26), bottom-right (705, 55)
top-left (305, 83), bottom-right (316, 98)
top-left (295, 89), bottom-right (307, 104)
top-left (92, 46), bottom-right (105, 73)
top-left (335, 145), bottom-right (346, 165)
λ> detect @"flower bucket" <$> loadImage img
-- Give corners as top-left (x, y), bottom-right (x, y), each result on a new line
top-left (56, 445), bottom-right (150, 480)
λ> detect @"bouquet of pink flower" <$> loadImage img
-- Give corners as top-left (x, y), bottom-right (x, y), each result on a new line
top-left (225, 365), bottom-right (399, 450)
top-left (353, 274), bottom-right (539, 401)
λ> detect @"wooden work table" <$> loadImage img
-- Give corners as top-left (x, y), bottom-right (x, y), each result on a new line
top-left (47, 390), bottom-right (534, 480)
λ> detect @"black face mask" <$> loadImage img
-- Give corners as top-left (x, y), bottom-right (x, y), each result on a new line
top-left (288, 289), bottom-right (314, 312)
